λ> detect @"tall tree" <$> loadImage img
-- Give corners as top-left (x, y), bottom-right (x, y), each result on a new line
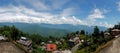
top-left (10, 25), bottom-right (19, 40)
top-left (114, 23), bottom-right (120, 29)
top-left (100, 31), bottom-right (104, 38)
top-left (80, 30), bottom-right (85, 35)
top-left (93, 26), bottom-right (99, 37)
top-left (76, 31), bottom-right (80, 34)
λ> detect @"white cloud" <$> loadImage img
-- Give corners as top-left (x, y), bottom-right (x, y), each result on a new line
top-left (16, 0), bottom-right (70, 10)
top-left (88, 8), bottom-right (105, 19)
top-left (61, 8), bottom-right (75, 17)
top-left (29, 0), bottom-right (49, 10)
top-left (0, 5), bottom-right (85, 25)
top-left (117, 1), bottom-right (120, 11)
top-left (51, 0), bottom-right (70, 9)
top-left (83, 19), bottom-right (113, 28)
top-left (0, 5), bottom-right (113, 28)
top-left (16, 0), bottom-right (50, 10)
top-left (100, 22), bottom-right (113, 28)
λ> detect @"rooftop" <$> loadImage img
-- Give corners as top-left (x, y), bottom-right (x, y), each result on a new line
top-left (112, 29), bottom-right (120, 31)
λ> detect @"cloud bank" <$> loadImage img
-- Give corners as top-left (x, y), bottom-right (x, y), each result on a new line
top-left (0, 5), bottom-right (113, 28)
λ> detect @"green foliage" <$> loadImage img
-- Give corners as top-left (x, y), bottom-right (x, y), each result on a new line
top-left (90, 44), bottom-right (98, 52)
top-left (0, 25), bottom-right (23, 40)
top-left (93, 26), bottom-right (99, 37)
top-left (113, 23), bottom-right (120, 29)
top-left (32, 43), bottom-right (46, 53)
top-left (0, 25), bottom-right (35, 41)
top-left (0, 23), bottom-right (118, 53)
top-left (29, 34), bottom-right (45, 44)
top-left (2, 31), bottom-right (11, 41)
top-left (61, 42), bottom-right (68, 49)
top-left (76, 31), bottom-right (80, 34)
top-left (10, 25), bottom-right (20, 40)
top-left (80, 30), bottom-right (85, 35)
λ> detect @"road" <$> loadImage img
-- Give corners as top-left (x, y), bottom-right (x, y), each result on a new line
top-left (71, 43), bottom-right (81, 53)
top-left (99, 35), bottom-right (120, 53)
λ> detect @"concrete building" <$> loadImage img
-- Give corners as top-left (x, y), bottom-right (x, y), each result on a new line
top-left (16, 37), bottom-right (32, 50)
top-left (111, 29), bottom-right (120, 36)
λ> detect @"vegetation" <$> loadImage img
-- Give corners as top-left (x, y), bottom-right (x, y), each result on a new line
top-left (0, 23), bottom-right (120, 53)
top-left (76, 23), bottom-right (120, 53)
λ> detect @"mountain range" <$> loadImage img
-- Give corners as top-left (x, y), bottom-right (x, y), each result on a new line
top-left (0, 23), bottom-right (107, 37)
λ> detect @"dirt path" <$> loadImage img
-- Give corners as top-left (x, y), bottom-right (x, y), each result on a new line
top-left (71, 43), bottom-right (81, 53)
top-left (99, 37), bottom-right (120, 53)
top-left (0, 42), bottom-right (25, 53)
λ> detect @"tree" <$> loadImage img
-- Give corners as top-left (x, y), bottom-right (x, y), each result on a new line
top-left (49, 35), bottom-right (55, 41)
top-left (100, 31), bottom-right (104, 38)
top-left (30, 34), bottom-right (43, 44)
top-left (10, 25), bottom-right (20, 40)
top-left (80, 30), bottom-right (85, 35)
top-left (2, 31), bottom-right (11, 41)
top-left (93, 26), bottom-right (99, 37)
top-left (76, 31), bottom-right (80, 34)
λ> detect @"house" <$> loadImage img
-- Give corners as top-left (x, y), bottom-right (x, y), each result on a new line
top-left (40, 45), bottom-right (46, 50)
top-left (40, 42), bottom-right (46, 46)
top-left (55, 41), bottom-right (62, 45)
top-left (111, 29), bottom-right (120, 36)
top-left (16, 37), bottom-right (32, 50)
top-left (40, 42), bottom-right (46, 50)
top-left (68, 39), bottom-right (75, 48)
top-left (46, 44), bottom-right (57, 52)
top-left (48, 40), bottom-right (53, 43)
top-left (0, 36), bottom-right (7, 41)
top-left (104, 32), bottom-right (110, 38)
top-left (73, 36), bottom-right (80, 44)
top-left (62, 50), bottom-right (72, 53)
top-left (60, 38), bottom-right (65, 42)
top-left (53, 50), bottom-right (72, 53)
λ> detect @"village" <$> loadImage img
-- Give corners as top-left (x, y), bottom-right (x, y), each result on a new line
top-left (0, 25), bottom-right (120, 53)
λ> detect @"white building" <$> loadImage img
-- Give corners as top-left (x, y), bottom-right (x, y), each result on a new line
top-left (0, 36), bottom-right (7, 40)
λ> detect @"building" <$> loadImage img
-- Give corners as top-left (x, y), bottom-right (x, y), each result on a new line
top-left (111, 29), bottom-right (120, 36)
top-left (104, 32), bottom-right (110, 38)
top-left (53, 50), bottom-right (72, 53)
top-left (73, 37), bottom-right (80, 44)
top-left (46, 44), bottom-right (57, 52)
top-left (40, 42), bottom-right (46, 50)
top-left (68, 36), bottom-right (80, 46)
top-left (16, 37), bottom-right (32, 50)
top-left (62, 50), bottom-right (72, 53)
top-left (68, 39), bottom-right (75, 48)
top-left (0, 36), bottom-right (7, 41)
top-left (55, 41), bottom-right (62, 45)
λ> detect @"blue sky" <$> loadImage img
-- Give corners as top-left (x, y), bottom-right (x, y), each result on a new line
top-left (0, 0), bottom-right (120, 28)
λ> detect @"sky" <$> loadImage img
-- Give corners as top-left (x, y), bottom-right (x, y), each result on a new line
top-left (0, 0), bottom-right (120, 28)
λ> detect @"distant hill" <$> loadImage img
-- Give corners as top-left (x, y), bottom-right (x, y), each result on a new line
top-left (0, 23), bottom-right (107, 37)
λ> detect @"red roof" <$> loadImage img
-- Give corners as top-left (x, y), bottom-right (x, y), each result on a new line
top-left (46, 44), bottom-right (57, 51)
